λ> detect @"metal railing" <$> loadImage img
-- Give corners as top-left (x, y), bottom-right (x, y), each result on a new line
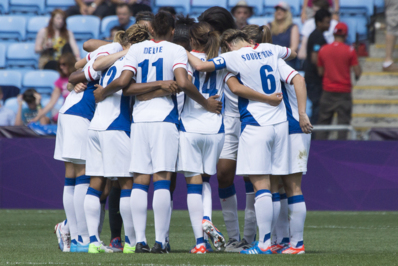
top-left (312, 125), bottom-right (358, 140)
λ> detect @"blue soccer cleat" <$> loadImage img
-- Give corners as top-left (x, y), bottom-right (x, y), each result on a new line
top-left (77, 242), bottom-right (89, 252)
top-left (240, 242), bottom-right (273, 255)
top-left (205, 240), bottom-right (213, 252)
top-left (70, 241), bottom-right (78, 252)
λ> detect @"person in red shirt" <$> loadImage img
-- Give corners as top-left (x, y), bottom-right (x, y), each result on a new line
top-left (316, 22), bottom-right (362, 140)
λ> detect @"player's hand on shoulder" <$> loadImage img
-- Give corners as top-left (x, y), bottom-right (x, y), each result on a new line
top-left (74, 82), bottom-right (87, 93)
top-left (206, 95), bottom-right (222, 114)
top-left (94, 84), bottom-right (106, 103)
top-left (160, 80), bottom-right (179, 95)
top-left (267, 92), bottom-right (283, 106)
top-left (299, 113), bottom-right (313, 134)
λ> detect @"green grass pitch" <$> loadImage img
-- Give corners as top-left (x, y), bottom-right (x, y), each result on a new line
top-left (1, 210), bottom-right (397, 265)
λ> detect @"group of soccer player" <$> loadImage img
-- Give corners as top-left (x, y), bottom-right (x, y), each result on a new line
top-left (53, 6), bottom-right (313, 255)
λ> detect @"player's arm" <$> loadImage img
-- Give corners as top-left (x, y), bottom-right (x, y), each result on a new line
top-left (69, 69), bottom-right (87, 85)
top-left (123, 80), bottom-right (179, 96)
top-left (277, 45), bottom-right (296, 61)
top-left (83, 39), bottom-right (110, 52)
top-left (93, 50), bottom-right (128, 71)
top-left (298, 36), bottom-right (308, 60)
top-left (226, 77), bottom-right (282, 106)
top-left (136, 87), bottom-right (174, 101)
top-left (291, 75), bottom-right (313, 134)
top-left (352, 65), bottom-right (362, 81)
top-left (186, 51), bottom-right (217, 72)
top-left (94, 70), bottom-right (132, 102)
top-left (75, 58), bottom-right (87, 69)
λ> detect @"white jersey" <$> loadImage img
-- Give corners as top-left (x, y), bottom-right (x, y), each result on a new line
top-left (277, 59), bottom-right (303, 135)
top-left (181, 51), bottom-right (228, 134)
top-left (301, 18), bottom-right (338, 44)
top-left (122, 39), bottom-right (187, 124)
top-left (224, 82), bottom-right (239, 117)
top-left (89, 56), bottom-right (131, 132)
top-left (214, 43), bottom-right (290, 127)
top-left (86, 42), bottom-right (123, 62)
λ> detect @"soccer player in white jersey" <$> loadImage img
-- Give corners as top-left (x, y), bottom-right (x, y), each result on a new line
top-left (187, 29), bottom-right (296, 255)
top-left (93, 11), bottom-right (221, 254)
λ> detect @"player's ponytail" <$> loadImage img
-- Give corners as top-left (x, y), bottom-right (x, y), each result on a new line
top-left (124, 24), bottom-right (152, 45)
top-left (153, 11), bottom-right (175, 37)
top-left (113, 30), bottom-right (126, 45)
top-left (242, 25), bottom-right (272, 44)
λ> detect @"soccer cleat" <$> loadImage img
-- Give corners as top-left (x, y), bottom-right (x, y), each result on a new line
top-left (109, 237), bottom-right (123, 251)
top-left (76, 242), bottom-right (89, 253)
top-left (205, 240), bottom-right (213, 252)
top-left (70, 242), bottom-right (77, 252)
top-left (55, 222), bottom-right (70, 252)
top-left (135, 242), bottom-right (151, 253)
top-left (123, 243), bottom-right (136, 254)
top-left (226, 238), bottom-right (251, 253)
top-left (202, 219), bottom-right (226, 250)
top-left (190, 244), bottom-right (206, 254)
top-left (151, 242), bottom-right (168, 254)
top-left (240, 242), bottom-right (273, 255)
top-left (224, 238), bottom-right (240, 252)
top-left (270, 244), bottom-right (286, 254)
top-left (99, 242), bottom-right (115, 253)
top-left (165, 241), bottom-right (171, 252)
top-left (281, 245), bottom-right (305, 254)
top-left (88, 243), bottom-right (102, 254)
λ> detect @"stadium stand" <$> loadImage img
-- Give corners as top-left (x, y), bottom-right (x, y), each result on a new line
top-left (228, 0), bottom-right (263, 16)
top-left (0, 16), bottom-right (27, 41)
top-left (264, 0), bottom-right (301, 16)
top-left (339, 0), bottom-right (374, 17)
top-left (100, 15), bottom-right (136, 39)
top-left (66, 15), bottom-right (100, 41)
top-left (153, 0), bottom-right (191, 15)
top-left (4, 97), bottom-right (20, 114)
top-left (247, 16), bottom-right (274, 26)
top-left (0, 43), bottom-right (5, 68)
top-left (9, 0), bottom-right (45, 15)
top-left (0, 0), bottom-right (9, 14)
top-left (22, 70), bottom-right (59, 95)
top-left (6, 42), bottom-right (38, 69)
top-left (26, 16), bottom-right (50, 41)
top-left (45, 0), bottom-right (75, 13)
top-left (190, 0), bottom-right (227, 15)
top-left (339, 17), bottom-right (358, 44)
top-left (0, 70), bottom-right (22, 88)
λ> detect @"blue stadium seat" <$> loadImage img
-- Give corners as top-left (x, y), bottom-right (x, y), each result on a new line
top-left (0, 0), bottom-right (9, 14)
top-left (46, 0), bottom-right (75, 13)
top-left (0, 43), bottom-right (5, 68)
top-left (153, 0), bottom-right (191, 15)
top-left (9, 0), bottom-right (45, 15)
top-left (248, 16), bottom-right (274, 26)
top-left (0, 70), bottom-right (23, 88)
top-left (26, 16), bottom-right (50, 41)
top-left (100, 15), bottom-right (136, 39)
top-left (66, 15), bottom-right (100, 41)
top-left (79, 44), bottom-right (89, 59)
top-left (6, 43), bottom-right (39, 69)
top-left (340, 0), bottom-right (374, 17)
top-left (339, 17), bottom-right (358, 44)
top-left (4, 97), bottom-right (20, 114)
top-left (264, 0), bottom-right (301, 16)
top-left (228, 0), bottom-right (263, 16)
top-left (0, 16), bottom-right (27, 41)
top-left (292, 17), bottom-right (303, 33)
top-left (374, 0), bottom-right (385, 14)
top-left (191, 0), bottom-right (227, 15)
top-left (22, 70), bottom-right (59, 95)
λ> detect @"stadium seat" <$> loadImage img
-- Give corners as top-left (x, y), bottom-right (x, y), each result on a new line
top-left (0, 70), bottom-right (23, 88)
top-left (191, 0), bottom-right (227, 15)
top-left (340, 17), bottom-right (358, 44)
top-left (22, 70), bottom-right (59, 95)
top-left (292, 17), bottom-right (303, 33)
top-left (228, 0), bottom-right (263, 16)
top-left (79, 44), bottom-right (89, 59)
top-left (6, 43), bottom-right (39, 69)
top-left (9, 0), bottom-right (45, 15)
top-left (0, 16), bottom-right (27, 41)
top-left (0, 0), bottom-right (9, 14)
top-left (66, 15), bottom-right (100, 41)
top-left (0, 43), bottom-right (5, 68)
top-left (46, 0), bottom-right (75, 13)
top-left (100, 15), bottom-right (136, 39)
top-left (153, 0), bottom-right (190, 15)
top-left (374, 0), bottom-right (385, 14)
top-left (26, 16), bottom-right (50, 41)
top-left (248, 16), bottom-right (274, 26)
top-left (339, 0), bottom-right (374, 17)
top-left (264, 0), bottom-right (301, 16)
top-left (4, 97), bottom-right (20, 114)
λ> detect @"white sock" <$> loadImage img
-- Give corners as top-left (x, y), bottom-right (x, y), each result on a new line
top-left (84, 187), bottom-right (102, 245)
top-left (187, 184), bottom-right (205, 247)
top-left (98, 200), bottom-right (106, 236)
top-left (74, 175), bottom-right (90, 245)
top-left (62, 219), bottom-right (69, 234)
top-left (131, 184), bottom-right (148, 244)
top-left (202, 177), bottom-right (212, 221)
top-left (276, 194), bottom-right (290, 244)
top-left (219, 184), bottom-right (240, 241)
top-left (166, 199), bottom-right (173, 242)
top-left (288, 195), bottom-right (306, 248)
top-left (244, 181), bottom-right (256, 243)
top-left (120, 189), bottom-right (136, 247)
top-left (63, 178), bottom-right (78, 244)
top-left (152, 180), bottom-right (171, 248)
top-left (254, 190), bottom-right (272, 250)
top-left (271, 193), bottom-right (281, 245)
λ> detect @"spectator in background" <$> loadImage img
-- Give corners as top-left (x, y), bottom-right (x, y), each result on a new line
top-left (305, 9), bottom-right (331, 126)
top-left (31, 53), bottom-right (77, 124)
top-left (301, 0), bottom-right (339, 23)
top-left (231, 1), bottom-right (253, 29)
top-left (108, 0), bottom-right (152, 17)
top-left (317, 22), bottom-right (362, 139)
top-left (115, 3), bottom-right (134, 30)
top-left (106, 25), bottom-right (124, 41)
top-left (0, 88), bottom-right (16, 126)
top-left (35, 9), bottom-right (80, 70)
top-left (15, 89), bottom-right (50, 126)
top-left (383, 0), bottom-right (398, 72)
top-left (267, 2), bottom-right (299, 68)
top-left (298, 0), bottom-right (338, 60)
top-left (66, 0), bottom-right (110, 18)
top-left (158, 6), bottom-right (176, 18)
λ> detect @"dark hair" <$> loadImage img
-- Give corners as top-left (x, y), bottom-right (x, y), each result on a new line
top-left (110, 25), bottom-right (124, 33)
top-left (116, 3), bottom-right (131, 11)
top-left (58, 53), bottom-right (76, 78)
top-left (153, 11), bottom-right (175, 37)
top-left (135, 11), bottom-right (154, 23)
top-left (22, 89), bottom-right (38, 104)
top-left (198, 6), bottom-right (237, 34)
top-left (220, 29), bottom-right (251, 52)
top-left (159, 6), bottom-right (176, 16)
top-left (315, 9), bottom-right (331, 24)
top-left (173, 14), bottom-right (195, 50)
top-left (47, 9), bottom-right (69, 40)
top-left (190, 22), bottom-right (219, 61)
top-left (242, 25), bottom-right (272, 44)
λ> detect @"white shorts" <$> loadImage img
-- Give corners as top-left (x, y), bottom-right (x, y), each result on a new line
top-left (54, 113), bottom-right (90, 164)
top-left (178, 132), bottom-right (225, 177)
top-left (288, 133), bottom-right (311, 174)
top-left (129, 122), bottom-right (179, 174)
top-left (85, 130), bottom-right (132, 178)
top-left (236, 122), bottom-right (289, 176)
top-left (219, 115), bottom-right (240, 161)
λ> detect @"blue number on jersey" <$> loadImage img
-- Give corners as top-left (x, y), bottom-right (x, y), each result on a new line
top-left (138, 58), bottom-right (164, 82)
top-left (100, 66), bottom-right (117, 87)
top-left (260, 65), bottom-right (276, 94)
top-left (193, 71), bottom-right (218, 97)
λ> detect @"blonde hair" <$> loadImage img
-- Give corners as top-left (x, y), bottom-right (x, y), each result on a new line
top-left (270, 9), bottom-right (293, 35)
top-left (113, 24), bottom-right (152, 47)
top-left (242, 25), bottom-right (272, 44)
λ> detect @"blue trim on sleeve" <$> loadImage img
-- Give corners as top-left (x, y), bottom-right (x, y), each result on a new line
top-left (187, 184), bottom-right (203, 194)
top-left (218, 184), bottom-right (236, 199)
top-left (153, 180), bottom-right (171, 191)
